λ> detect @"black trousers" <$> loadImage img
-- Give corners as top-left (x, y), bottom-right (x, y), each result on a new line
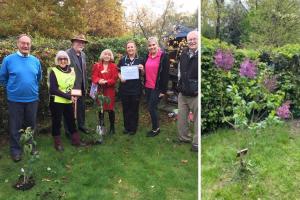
top-left (50, 99), bottom-right (77, 137)
top-left (121, 94), bottom-right (140, 132)
top-left (145, 88), bottom-right (161, 130)
top-left (64, 95), bottom-right (85, 134)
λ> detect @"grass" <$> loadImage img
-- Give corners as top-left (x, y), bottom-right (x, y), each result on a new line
top-left (0, 101), bottom-right (198, 200)
top-left (202, 122), bottom-right (300, 200)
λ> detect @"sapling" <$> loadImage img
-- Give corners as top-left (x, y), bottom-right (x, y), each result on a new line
top-left (93, 92), bottom-right (110, 143)
top-left (14, 127), bottom-right (39, 190)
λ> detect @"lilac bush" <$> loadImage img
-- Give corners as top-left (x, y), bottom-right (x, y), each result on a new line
top-left (263, 75), bottom-right (278, 92)
top-left (239, 58), bottom-right (257, 78)
top-left (214, 49), bottom-right (235, 71)
top-left (276, 101), bottom-right (291, 119)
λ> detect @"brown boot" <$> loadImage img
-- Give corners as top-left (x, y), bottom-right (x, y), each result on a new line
top-left (53, 136), bottom-right (64, 152)
top-left (71, 132), bottom-right (86, 147)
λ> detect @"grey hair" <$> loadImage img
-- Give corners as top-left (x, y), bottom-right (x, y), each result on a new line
top-left (147, 36), bottom-right (159, 45)
top-left (16, 34), bottom-right (32, 42)
top-left (55, 50), bottom-right (71, 65)
top-left (187, 31), bottom-right (199, 40)
top-left (99, 49), bottom-right (114, 61)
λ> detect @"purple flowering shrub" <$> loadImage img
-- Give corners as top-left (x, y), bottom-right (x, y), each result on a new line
top-left (276, 101), bottom-right (291, 119)
top-left (239, 58), bottom-right (257, 79)
top-left (213, 49), bottom-right (286, 129)
top-left (214, 49), bottom-right (235, 71)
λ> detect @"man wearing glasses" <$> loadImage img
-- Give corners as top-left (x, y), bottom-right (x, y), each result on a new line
top-left (0, 34), bottom-right (42, 162)
top-left (175, 31), bottom-right (199, 152)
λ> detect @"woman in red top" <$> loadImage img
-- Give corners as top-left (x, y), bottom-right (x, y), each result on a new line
top-left (91, 49), bottom-right (118, 134)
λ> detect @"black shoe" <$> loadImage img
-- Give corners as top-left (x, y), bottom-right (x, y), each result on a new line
top-left (191, 145), bottom-right (198, 152)
top-left (109, 126), bottom-right (115, 134)
top-left (11, 154), bottom-right (22, 162)
top-left (146, 128), bottom-right (160, 137)
top-left (129, 131), bottom-right (136, 135)
top-left (123, 129), bottom-right (130, 134)
top-left (172, 138), bottom-right (191, 144)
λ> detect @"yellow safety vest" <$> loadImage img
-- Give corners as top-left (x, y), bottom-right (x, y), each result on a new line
top-left (51, 67), bottom-right (75, 104)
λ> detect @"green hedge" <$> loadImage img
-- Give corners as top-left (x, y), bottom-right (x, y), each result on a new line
top-left (201, 37), bottom-right (300, 133)
top-left (0, 35), bottom-right (148, 134)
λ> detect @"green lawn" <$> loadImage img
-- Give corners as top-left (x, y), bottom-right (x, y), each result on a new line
top-left (202, 122), bottom-right (300, 200)
top-left (0, 102), bottom-right (198, 200)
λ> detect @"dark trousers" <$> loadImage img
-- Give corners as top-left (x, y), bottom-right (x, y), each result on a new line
top-left (145, 88), bottom-right (161, 130)
top-left (64, 95), bottom-right (85, 134)
top-left (8, 101), bottom-right (38, 156)
top-left (121, 94), bottom-right (140, 132)
top-left (50, 99), bottom-right (77, 137)
top-left (99, 110), bottom-right (115, 127)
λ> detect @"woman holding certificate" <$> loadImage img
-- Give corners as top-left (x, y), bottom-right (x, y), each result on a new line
top-left (92, 49), bottom-right (118, 134)
top-left (144, 37), bottom-right (170, 137)
top-left (49, 51), bottom-right (85, 151)
top-left (118, 41), bottom-right (144, 135)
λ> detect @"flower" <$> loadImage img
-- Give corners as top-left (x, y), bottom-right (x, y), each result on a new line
top-left (214, 49), bottom-right (235, 71)
top-left (263, 75), bottom-right (278, 92)
top-left (239, 58), bottom-right (257, 78)
top-left (276, 101), bottom-right (291, 119)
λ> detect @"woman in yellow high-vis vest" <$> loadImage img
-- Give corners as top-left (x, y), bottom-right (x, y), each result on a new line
top-left (49, 51), bottom-right (85, 151)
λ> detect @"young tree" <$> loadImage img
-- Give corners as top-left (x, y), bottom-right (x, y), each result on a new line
top-left (244, 0), bottom-right (300, 47)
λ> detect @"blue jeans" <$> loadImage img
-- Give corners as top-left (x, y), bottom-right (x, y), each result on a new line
top-left (145, 88), bottom-right (161, 130)
top-left (8, 101), bottom-right (38, 156)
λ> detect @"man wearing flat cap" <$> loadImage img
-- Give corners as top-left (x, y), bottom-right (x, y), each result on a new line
top-left (65, 34), bottom-right (89, 134)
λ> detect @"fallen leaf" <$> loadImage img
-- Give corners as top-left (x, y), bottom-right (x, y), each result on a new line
top-left (118, 179), bottom-right (122, 184)
top-left (42, 178), bottom-right (51, 182)
top-left (151, 185), bottom-right (155, 188)
top-left (65, 164), bottom-right (72, 169)
top-left (4, 179), bottom-right (8, 183)
top-left (181, 160), bottom-right (188, 164)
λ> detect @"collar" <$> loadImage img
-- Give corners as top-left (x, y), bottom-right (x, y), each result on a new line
top-left (17, 51), bottom-right (30, 57)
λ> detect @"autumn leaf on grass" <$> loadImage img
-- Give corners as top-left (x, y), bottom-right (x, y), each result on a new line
top-left (181, 160), bottom-right (188, 164)
top-left (118, 179), bottom-right (122, 184)
top-left (65, 164), bottom-right (72, 170)
top-left (42, 177), bottom-right (51, 182)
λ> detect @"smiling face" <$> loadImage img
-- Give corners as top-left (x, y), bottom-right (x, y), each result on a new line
top-left (58, 57), bottom-right (68, 68)
top-left (148, 40), bottom-right (159, 55)
top-left (187, 31), bottom-right (198, 51)
top-left (17, 36), bottom-right (31, 56)
top-left (72, 40), bottom-right (86, 53)
top-left (126, 42), bottom-right (136, 57)
top-left (103, 51), bottom-right (112, 62)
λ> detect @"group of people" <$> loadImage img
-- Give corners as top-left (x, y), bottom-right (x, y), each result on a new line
top-left (0, 30), bottom-right (198, 162)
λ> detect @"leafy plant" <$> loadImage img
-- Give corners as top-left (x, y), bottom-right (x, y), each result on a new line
top-left (14, 127), bottom-right (39, 190)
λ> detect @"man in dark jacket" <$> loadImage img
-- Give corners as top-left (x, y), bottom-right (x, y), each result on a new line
top-left (176, 31), bottom-right (198, 152)
top-left (65, 34), bottom-right (89, 134)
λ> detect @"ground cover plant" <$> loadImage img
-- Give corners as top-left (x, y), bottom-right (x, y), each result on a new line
top-left (0, 102), bottom-right (198, 200)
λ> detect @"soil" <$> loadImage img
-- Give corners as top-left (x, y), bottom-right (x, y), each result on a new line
top-left (13, 175), bottom-right (35, 191)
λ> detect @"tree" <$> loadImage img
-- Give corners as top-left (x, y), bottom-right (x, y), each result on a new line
top-left (125, 0), bottom-right (197, 44)
top-left (83, 0), bottom-right (126, 37)
top-left (244, 0), bottom-right (300, 47)
top-left (0, 0), bottom-right (87, 38)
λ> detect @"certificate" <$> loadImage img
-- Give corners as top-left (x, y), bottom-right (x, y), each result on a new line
top-left (120, 65), bottom-right (139, 80)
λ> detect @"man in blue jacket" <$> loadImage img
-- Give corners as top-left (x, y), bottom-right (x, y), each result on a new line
top-left (0, 34), bottom-right (42, 162)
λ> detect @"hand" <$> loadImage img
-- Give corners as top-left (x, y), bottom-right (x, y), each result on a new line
top-left (159, 93), bottom-right (165, 98)
top-left (71, 96), bottom-right (78, 103)
top-left (138, 64), bottom-right (144, 71)
top-left (98, 79), bottom-right (107, 85)
top-left (119, 75), bottom-right (126, 83)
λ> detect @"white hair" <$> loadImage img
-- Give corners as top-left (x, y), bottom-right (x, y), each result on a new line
top-left (55, 50), bottom-right (71, 65)
top-left (99, 49), bottom-right (114, 61)
top-left (187, 31), bottom-right (199, 40)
